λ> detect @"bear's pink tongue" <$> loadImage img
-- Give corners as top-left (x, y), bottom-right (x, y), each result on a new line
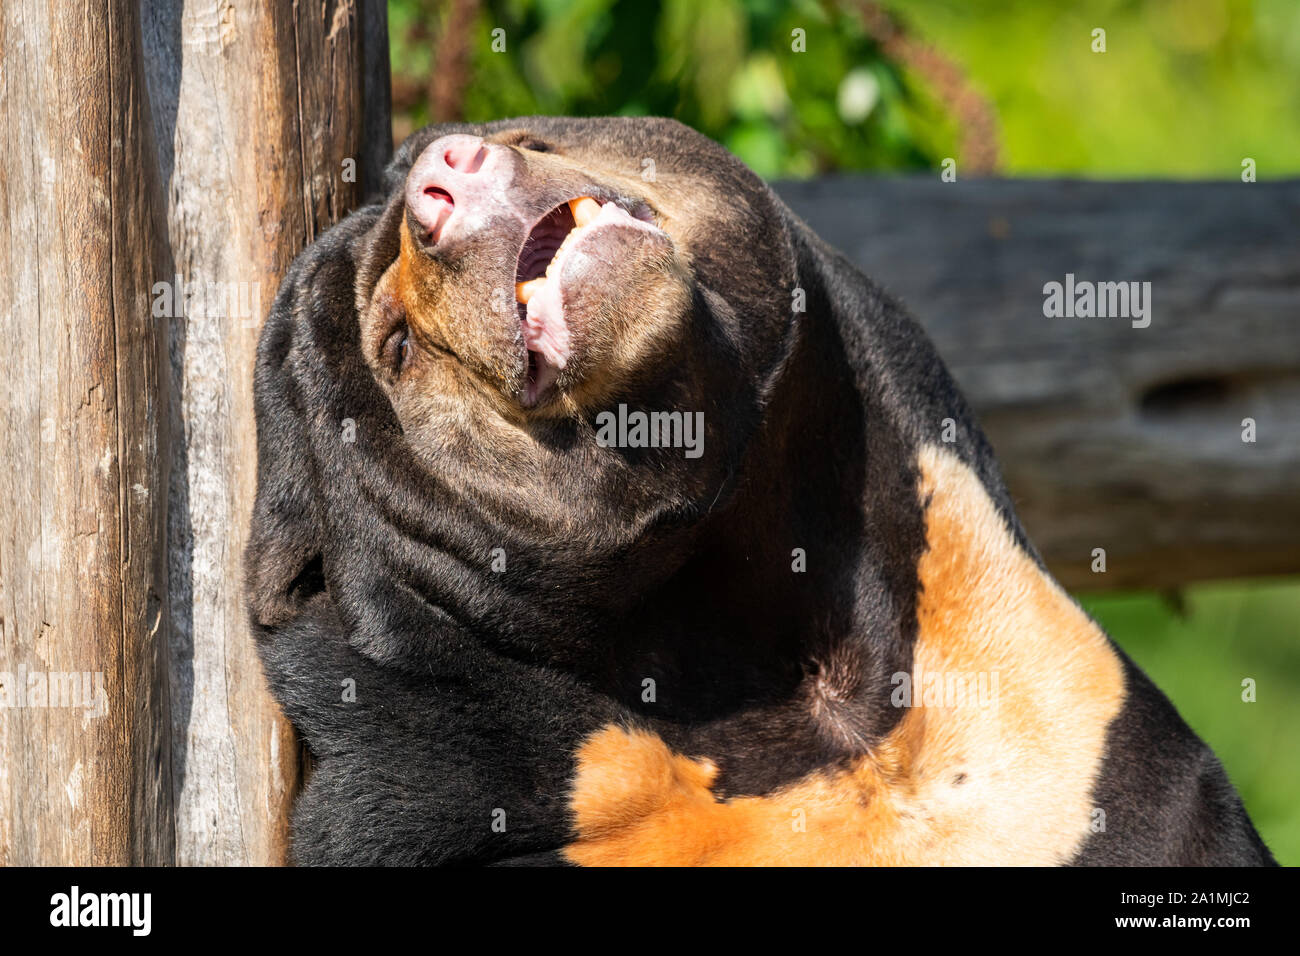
top-left (520, 269), bottom-right (570, 369)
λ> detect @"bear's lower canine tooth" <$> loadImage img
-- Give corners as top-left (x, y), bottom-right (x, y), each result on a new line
top-left (516, 277), bottom-right (546, 304)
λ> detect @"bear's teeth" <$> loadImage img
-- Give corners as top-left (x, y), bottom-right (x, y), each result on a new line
top-left (515, 199), bottom-right (604, 303)
top-left (516, 277), bottom-right (546, 304)
top-left (569, 196), bottom-right (601, 227)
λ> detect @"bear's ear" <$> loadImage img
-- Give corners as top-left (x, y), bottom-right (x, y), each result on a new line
top-left (244, 268), bottom-right (327, 631)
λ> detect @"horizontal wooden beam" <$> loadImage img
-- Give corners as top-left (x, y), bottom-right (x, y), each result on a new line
top-left (778, 177), bottom-right (1300, 590)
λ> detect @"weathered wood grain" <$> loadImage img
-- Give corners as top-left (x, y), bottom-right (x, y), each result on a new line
top-left (139, 0), bottom-right (390, 865)
top-left (1, 0), bottom-right (174, 864)
top-left (778, 177), bottom-right (1300, 590)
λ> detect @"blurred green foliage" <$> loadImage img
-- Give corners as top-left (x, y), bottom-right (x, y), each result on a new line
top-left (389, 0), bottom-right (1299, 863)
top-left (390, 0), bottom-right (1300, 177)
top-left (1081, 582), bottom-right (1300, 865)
top-left (897, 0), bottom-right (1300, 177)
top-left (391, 0), bottom-right (943, 176)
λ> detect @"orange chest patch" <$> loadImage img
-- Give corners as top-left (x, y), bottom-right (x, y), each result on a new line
top-left (562, 446), bottom-right (1125, 866)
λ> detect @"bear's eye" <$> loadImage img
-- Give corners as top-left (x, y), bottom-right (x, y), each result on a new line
top-left (381, 324), bottom-right (412, 374)
top-left (515, 136), bottom-right (551, 153)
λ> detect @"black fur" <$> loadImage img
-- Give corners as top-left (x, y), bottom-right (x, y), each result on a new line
top-left (246, 116), bottom-right (1274, 865)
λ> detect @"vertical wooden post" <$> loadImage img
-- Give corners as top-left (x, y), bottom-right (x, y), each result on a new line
top-left (1, 0), bottom-right (389, 865)
top-left (0, 0), bottom-right (175, 864)
top-left (140, 0), bottom-right (391, 864)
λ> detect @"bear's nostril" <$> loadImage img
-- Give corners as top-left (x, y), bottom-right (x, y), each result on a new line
top-left (411, 185), bottom-right (455, 243)
top-left (424, 185), bottom-right (454, 205)
top-left (443, 142), bottom-right (487, 174)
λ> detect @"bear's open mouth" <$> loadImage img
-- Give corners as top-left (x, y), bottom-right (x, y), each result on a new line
top-left (514, 197), bottom-right (607, 296)
top-left (515, 199), bottom-right (588, 290)
top-left (512, 196), bottom-right (660, 406)
top-left (513, 197), bottom-right (601, 405)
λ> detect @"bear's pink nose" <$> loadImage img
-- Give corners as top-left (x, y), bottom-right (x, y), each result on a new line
top-left (405, 134), bottom-right (496, 244)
